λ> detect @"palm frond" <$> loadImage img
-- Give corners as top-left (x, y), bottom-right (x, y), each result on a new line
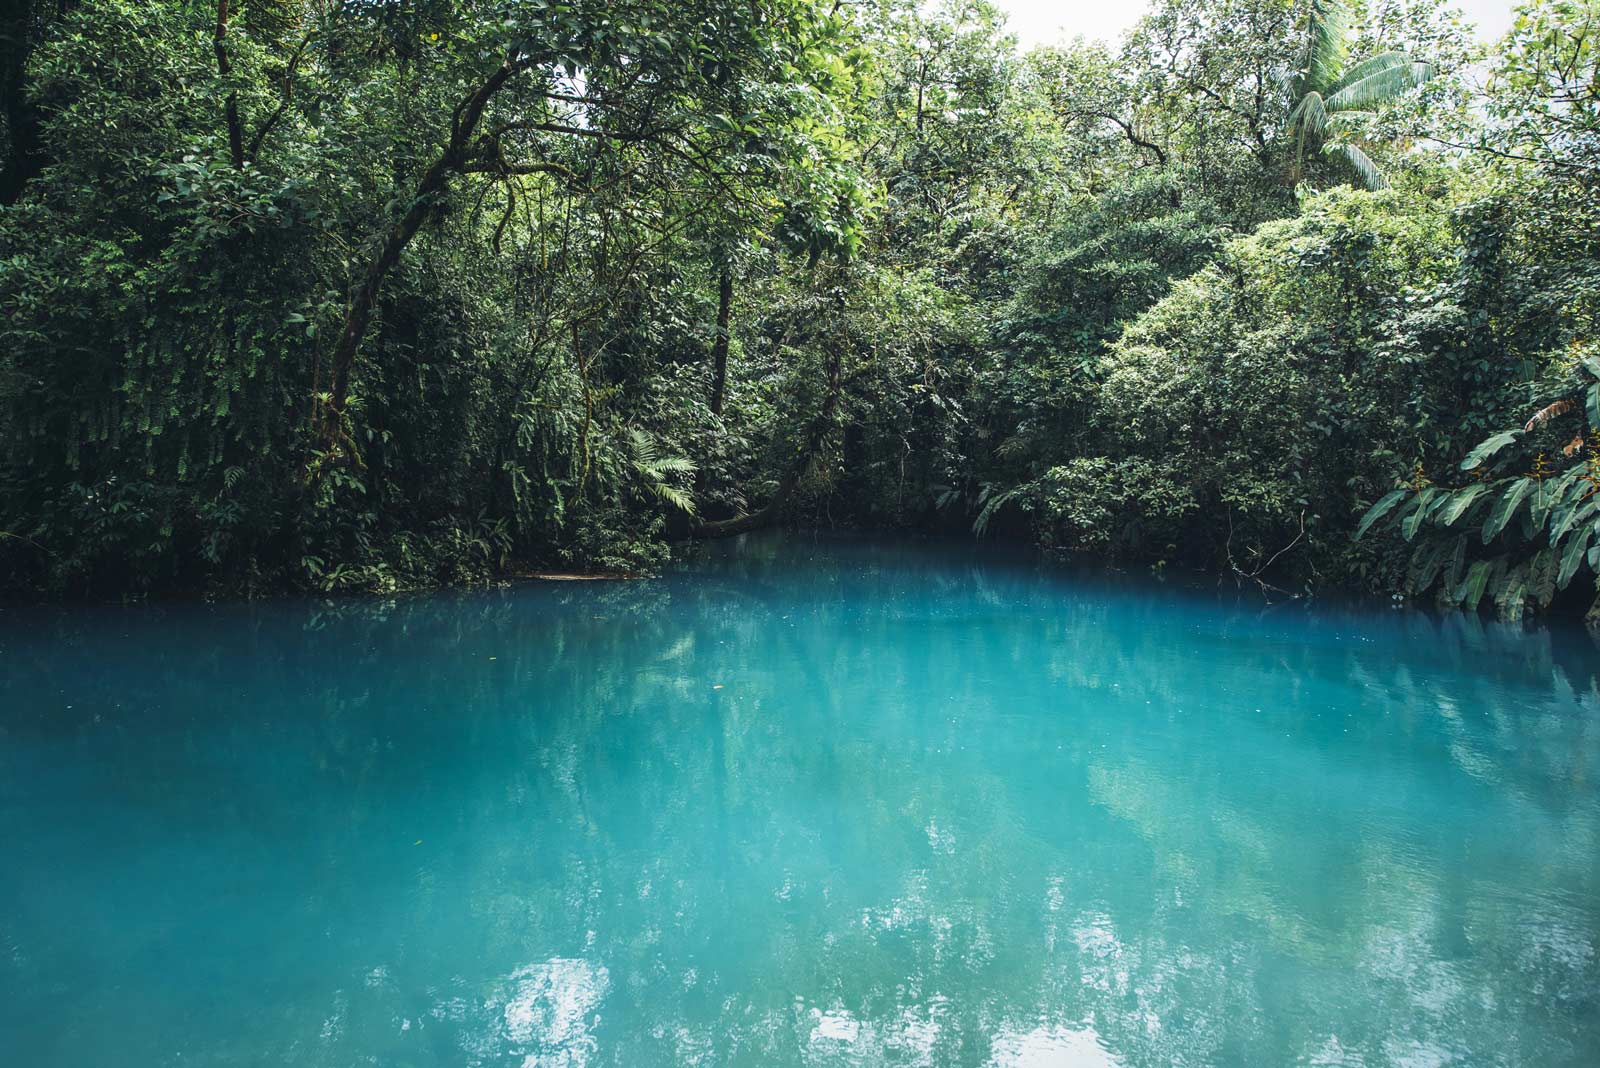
top-left (1325, 58), bottom-right (1432, 112)
top-left (972, 485), bottom-right (1025, 537)
top-left (1304, 0), bottom-right (1353, 94)
top-left (1292, 91), bottom-right (1329, 160)
top-left (626, 427), bottom-right (660, 466)
top-left (626, 427), bottom-right (697, 514)
top-left (1325, 141), bottom-right (1388, 190)
top-left (1328, 51), bottom-right (1413, 95)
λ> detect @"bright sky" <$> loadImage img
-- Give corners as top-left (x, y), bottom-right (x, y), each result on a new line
top-left (993, 0), bottom-right (1521, 50)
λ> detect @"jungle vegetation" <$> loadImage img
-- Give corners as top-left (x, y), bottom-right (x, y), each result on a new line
top-left (1, 0), bottom-right (1597, 624)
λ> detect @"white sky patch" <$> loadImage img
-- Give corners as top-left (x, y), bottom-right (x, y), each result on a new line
top-left (991, 0), bottom-right (1521, 50)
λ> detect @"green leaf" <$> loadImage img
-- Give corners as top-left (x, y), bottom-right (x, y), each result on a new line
top-left (1456, 559), bottom-right (1492, 610)
top-left (1587, 382), bottom-right (1599, 431)
top-left (1402, 487), bottom-right (1439, 541)
top-left (1355, 487), bottom-right (1408, 539)
top-left (1460, 430), bottom-right (1519, 470)
top-left (1529, 547), bottom-right (1558, 608)
top-left (1551, 496), bottom-right (1598, 545)
top-left (1435, 483), bottom-right (1486, 527)
top-left (1443, 534), bottom-right (1468, 592)
top-left (1406, 539), bottom-right (1449, 595)
top-left (1304, 0), bottom-right (1353, 93)
top-left (1481, 478), bottom-right (1534, 542)
top-left (1556, 523), bottom-right (1594, 588)
top-left (1325, 52), bottom-right (1432, 111)
top-left (1325, 142), bottom-right (1387, 190)
top-left (1492, 563), bottom-right (1528, 621)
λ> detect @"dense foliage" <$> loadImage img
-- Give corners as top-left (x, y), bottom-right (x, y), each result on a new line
top-left (2, 0), bottom-right (1597, 624)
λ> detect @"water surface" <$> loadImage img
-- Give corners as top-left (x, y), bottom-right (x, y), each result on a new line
top-left (3, 536), bottom-right (1598, 1066)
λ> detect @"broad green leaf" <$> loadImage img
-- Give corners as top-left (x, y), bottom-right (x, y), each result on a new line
top-left (1355, 487), bottom-right (1408, 539)
top-left (1556, 523), bottom-right (1594, 588)
top-left (1443, 534), bottom-right (1468, 591)
top-left (1402, 487), bottom-right (1438, 541)
top-left (1435, 483), bottom-right (1486, 527)
top-left (1552, 496), bottom-right (1598, 544)
top-left (1460, 430), bottom-right (1519, 470)
top-left (1482, 478), bottom-right (1534, 542)
top-left (1493, 563), bottom-right (1528, 621)
top-left (1529, 547), bottom-right (1558, 607)
top-left (1455, 559), bottom-right (1492, 610)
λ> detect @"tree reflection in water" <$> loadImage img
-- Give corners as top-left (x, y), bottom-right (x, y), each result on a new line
top-left (2, 535), bottom-right (1596, 1066)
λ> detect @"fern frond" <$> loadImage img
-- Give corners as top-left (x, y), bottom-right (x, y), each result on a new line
top-left (973, 485), bottom-right (1024, 536)
top-left (653, 483), bottom-right (697, 516)
top-left (626, 427), bottom-right (659, 466)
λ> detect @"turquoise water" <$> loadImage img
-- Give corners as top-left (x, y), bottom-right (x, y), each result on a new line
top-left (2, 536), bottom-right (1598, 1067)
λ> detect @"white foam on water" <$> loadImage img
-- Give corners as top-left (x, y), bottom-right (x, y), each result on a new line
top-left (500, 957), bottom-right (610, 1067)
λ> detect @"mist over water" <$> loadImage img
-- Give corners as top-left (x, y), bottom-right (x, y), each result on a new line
top-left (3, 535), bottom-right (1597, 1066)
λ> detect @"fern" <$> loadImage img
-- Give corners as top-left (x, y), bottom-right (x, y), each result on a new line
top-left (626, 428), bottom-right (698, 516)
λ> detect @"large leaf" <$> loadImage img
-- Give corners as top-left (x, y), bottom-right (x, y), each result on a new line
top-left (1459, 430), bottom-right (1520, 470)
top-left (1493, 563), bottom-right (1529, 621)
top-left (1557, 523), bottom-right (1594, 588)
top-left (1402, 487), bottom-right (1438, 541)
top-left (1442, 534), bottom-right (1468, 592)
top-left (1407, 539), bottom-right (1451, 595)
top-left (1551, 495), bottom-right (1598, 545)
top-left (1328, 52), bottom-right (1416, 95)
top-left (1325, 142), bottom-right (1387, 190)
top-left (1355, 487), bottom-right (1409, 539)
top-left (1588, 381), bottom-right (1600, 430)
top-left (1455, 559), bottom-right (1492, 610)
top-left (1531, 470), bottom-right (1577, 528)
top-left (1304, 0), bottom-right (1353, 93)
top-left (1325, 52), bottom-right (1432, 111)
top-left (1481, 478), bottom-right (1534, 543)
top-left (1293, 91), bottom-right (1329, 157)
top-left (1435, 483), bottom-right (1486, 527)
top-left (1529, 548), bottom-right (1558, 608)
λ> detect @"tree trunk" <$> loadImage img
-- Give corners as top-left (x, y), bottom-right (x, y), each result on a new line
top-left (213, 0), bottom-right (244, 169)
top-left (708, 263), bottom-right (733, 416)
top-left (1, 0), bottom-right (69, 203)
top-left (698, 347), bottom-right (842, 537)
top-left (317, 56), bottom-right (524, 447)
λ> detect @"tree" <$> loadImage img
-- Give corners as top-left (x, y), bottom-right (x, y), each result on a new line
top-left (1287, 0), bottom-right (1434, 188)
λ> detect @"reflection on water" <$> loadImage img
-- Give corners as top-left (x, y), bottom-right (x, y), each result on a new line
top-left (1, 534), bottom-right (1597, 1067)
